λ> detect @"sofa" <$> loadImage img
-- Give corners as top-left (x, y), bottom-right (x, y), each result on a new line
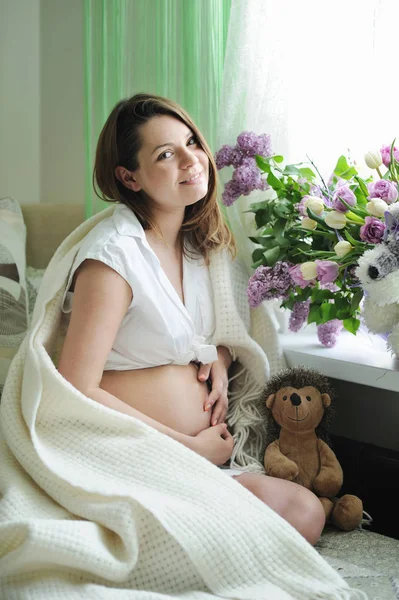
top-left (1, 200), bottom-right (398, 599)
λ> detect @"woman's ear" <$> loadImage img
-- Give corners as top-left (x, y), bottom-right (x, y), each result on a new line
top-left (115, 166), bottom-right (141, 192)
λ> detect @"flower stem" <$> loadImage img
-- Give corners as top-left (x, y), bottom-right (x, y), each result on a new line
top-left (376, 166), bottom-right (383, 179)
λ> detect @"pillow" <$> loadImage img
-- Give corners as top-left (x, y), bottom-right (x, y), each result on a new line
top-left (26, 266), bottom-right (46, 319)
top-left (0, 197), bottom-right (28, 397)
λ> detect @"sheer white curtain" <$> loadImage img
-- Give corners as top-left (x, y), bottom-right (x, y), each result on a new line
top-left (217, 0), bottom-right (399, 273)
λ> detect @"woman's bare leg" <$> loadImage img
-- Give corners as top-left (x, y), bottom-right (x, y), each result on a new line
top-left (234, 473), bottom-right (325, 545)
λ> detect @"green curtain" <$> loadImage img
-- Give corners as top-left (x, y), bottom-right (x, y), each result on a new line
top-left (84, 0), bottom-right (231, 217)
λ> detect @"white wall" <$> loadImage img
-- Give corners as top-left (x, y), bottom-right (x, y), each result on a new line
top-left (0, 0), bottom-right (85, 206)
top-left (40, 0), bottom-right (84, 205)
top-left (0, 0), bottom-right (41, 205)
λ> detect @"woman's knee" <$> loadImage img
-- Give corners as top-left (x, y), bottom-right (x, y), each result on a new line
top-left (295, 487), bottom-right (325, 545)
top-left (236, 474), bottom-right (325, 545)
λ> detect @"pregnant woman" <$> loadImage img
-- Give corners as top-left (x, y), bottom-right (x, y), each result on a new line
top-left (58, 92), bottom-right (325, 545)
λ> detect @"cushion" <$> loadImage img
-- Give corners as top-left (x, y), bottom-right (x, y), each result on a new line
top-left (0, 197), bottom-right (29, 396)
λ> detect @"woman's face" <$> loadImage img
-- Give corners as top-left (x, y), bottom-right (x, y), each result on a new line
top-left (126, 115), bottom-right (209, 212)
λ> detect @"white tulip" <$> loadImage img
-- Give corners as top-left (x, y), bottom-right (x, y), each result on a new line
top-left (334, 240), bottom-right (353, 257)
top-left (301, 217), bottom-right (317, 230)
top-left (300, 261), bottom-right (318, 280)
top-left (364, 151), bottom-right (382, 170)
top-left (366, 198), bottom-right (388, 217)
top-left (325, 211), bottom-right (347, 229)
top-left (306, 196), bottom-right (324, 215)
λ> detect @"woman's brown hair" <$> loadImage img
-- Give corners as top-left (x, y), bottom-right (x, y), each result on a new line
top-left (93, 93), bottom-right (235, 262)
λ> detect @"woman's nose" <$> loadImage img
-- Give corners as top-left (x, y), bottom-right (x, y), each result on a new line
top-left (180, 148), bottom-right (199, 168)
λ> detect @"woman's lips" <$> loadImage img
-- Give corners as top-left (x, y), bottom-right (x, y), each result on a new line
top-left (180, 172), bottom-right (204, 185)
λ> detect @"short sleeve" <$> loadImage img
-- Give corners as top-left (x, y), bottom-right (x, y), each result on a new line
top-left (61, 231), bottom-right (135, 314)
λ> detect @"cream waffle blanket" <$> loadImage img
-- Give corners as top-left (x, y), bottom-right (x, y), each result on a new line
top-left (0, 208), bottom-right (366, 599)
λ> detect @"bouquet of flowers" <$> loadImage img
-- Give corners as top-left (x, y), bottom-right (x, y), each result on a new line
top-left (216, 133), bottom-right (399, 347)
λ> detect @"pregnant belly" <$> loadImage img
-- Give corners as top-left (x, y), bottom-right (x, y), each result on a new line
top-left (100, 363), bottom-right (212, 436)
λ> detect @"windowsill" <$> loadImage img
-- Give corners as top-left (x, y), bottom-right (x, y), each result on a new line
top-left (279, 324), bottom-right (399, 392)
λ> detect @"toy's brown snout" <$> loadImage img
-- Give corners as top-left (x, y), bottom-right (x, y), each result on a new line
top-left (290, 392), bottom-right (301, 406)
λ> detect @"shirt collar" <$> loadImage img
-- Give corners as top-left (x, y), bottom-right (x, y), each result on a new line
top-left (113, 203), bottom-right (147, 240)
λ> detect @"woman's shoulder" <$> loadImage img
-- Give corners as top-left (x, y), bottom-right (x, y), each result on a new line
top-left (79, 204), bottom-right (143, 255)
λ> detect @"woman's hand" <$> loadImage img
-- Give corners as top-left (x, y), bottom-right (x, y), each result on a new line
top-left (197, 346), bottom-right (232, 426)
top-left (191, 423), bottom-right (234, 465)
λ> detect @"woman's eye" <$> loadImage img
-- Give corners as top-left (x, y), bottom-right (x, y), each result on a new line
top-left (158, 150), bottom-right (173, 161)
top-left (158, 137), bottom-right (197, 161)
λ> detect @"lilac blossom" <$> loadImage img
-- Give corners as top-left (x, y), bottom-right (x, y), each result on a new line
top-left (221, 180), bottom-right (241, 206)
top-left (289, 264), bottom-right (313, 289)
top-left (359, 216), bottom-right (386, 244)
top-left (317, 319), bottom-right (343, 348)
top-left (380, 144), bottom-right (399, 167)
top-left (332, 185), bottom-right (356, 213)
top-left (232, 157), bottom-right (262, 195)
top-left (237, 131), bottom-right (272, 157)
top-left (367, 180), bottom-right (398, 204)
top-left (247, 262), bottom-right (293, 308)
top-left (316, 260), bottom-right (339, 285)
top-left (289, 299), bottom-right (311, 332)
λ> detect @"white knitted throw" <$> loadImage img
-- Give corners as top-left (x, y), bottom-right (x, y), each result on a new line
top-left (0, 207), bottom-right (366, 599)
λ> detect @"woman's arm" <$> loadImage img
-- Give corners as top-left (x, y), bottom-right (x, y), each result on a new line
top-left (57, 260), bottom-right (233, 464)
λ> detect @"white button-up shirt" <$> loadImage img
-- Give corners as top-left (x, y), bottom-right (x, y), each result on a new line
top-left (62, 204), bottom-right (218, 370)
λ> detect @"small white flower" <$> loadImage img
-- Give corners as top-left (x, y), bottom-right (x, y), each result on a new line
top-left (300, 261), bottom-right (318, 280)
top-left (334, 240), bottom-right (353, 257)
top-left (366, 198), bottom-right (388, 217)
top-left (306, 196), bottom-right (324, 215)
top-left (301, 217), bottom-right (317, 230)
top-left (325, 211), bottom-right (347, 229)
top-left (364, 150), bottom-right (382, 170)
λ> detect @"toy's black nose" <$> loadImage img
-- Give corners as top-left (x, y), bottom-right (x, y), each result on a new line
top-left (368, 265), bottom-right (379, 280)
top-left (290, 393), bottom-right (301, 406)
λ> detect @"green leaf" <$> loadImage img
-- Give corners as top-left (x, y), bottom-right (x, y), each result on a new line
top-left (247, 200), bottom-right (271, 213)
top-left (252, 247), bottom-right (265, 263)
top-left (354, 176), bottom-right (369, 200)
top-left (255, 209), bottom-right (271, 229)
top-left (306, 207), bottom-right (331, 231)
top-left (263, 246), bottom-right (280, 266)
top-left (274, 200), bottom-right (291, 219)
top-left (267, 170), bottom-right (283, 189)
top-left (312, 289), bottom-right (335, 303)
top-left (350, 290), bottom-right (363, 312)
top-left (255, 155), bottom-right (272, 172)
top-left (344, 229), bottom-right (363, 246)
top-left (299, 167), bottom-right (316, 180)
top-left (333, 155), bottom-right (358, 179)
top-left (308, 303), bottom-right (322, 325)
top-left (343, 317), bottom-right (360, 334)
top-left (320, 302), bottom-right (337, 323)
top-left (283, 164), bottom-right (302, 177)
top-left (273, 155), bottom-right (284, 163)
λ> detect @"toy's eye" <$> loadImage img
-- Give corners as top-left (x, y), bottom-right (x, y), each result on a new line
top-left (306, 396), bottom-right (311, 401)
top-left (283, 395), bottom-right (287, 401)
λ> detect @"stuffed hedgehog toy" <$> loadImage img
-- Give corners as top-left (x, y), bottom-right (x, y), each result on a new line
top-left (263, 367), bottom-right (364, 531)
top-left (356, 203), bottom-right (399, 357)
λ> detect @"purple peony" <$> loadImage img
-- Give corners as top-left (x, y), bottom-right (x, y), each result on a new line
top-left (317, 319), bottom-right (343, 348)
top-left (289, 264), bottom-right (313, 289)
top-left (247, 262), bottom-right (293, 308)
top-left (367, 179), bottom-right (398, 204)
top-left (380, 144), bottom-right (399, 167)
top-left (332, 185), bottom-right (356, 213)
top-left (359, 216), bottom-right (386, 244)
top-left (315, 260), bottom-right (339, 285)
top-left (237, 131), bottom-right (272, 157)
top-left (289, 299), bottom-right (311, 332)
